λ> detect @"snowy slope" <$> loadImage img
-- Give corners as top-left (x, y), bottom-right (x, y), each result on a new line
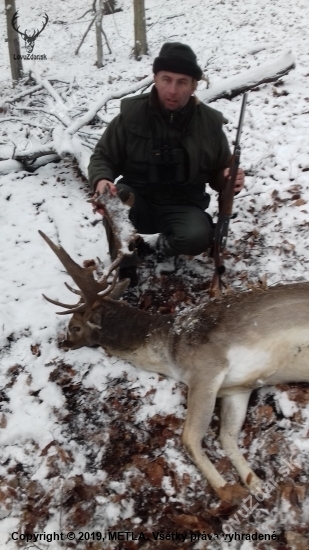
top-left (1, 0), bottom-right (309, 548)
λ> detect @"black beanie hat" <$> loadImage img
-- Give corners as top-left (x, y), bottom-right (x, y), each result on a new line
top-left (153, 42), bottom-right (203, 81)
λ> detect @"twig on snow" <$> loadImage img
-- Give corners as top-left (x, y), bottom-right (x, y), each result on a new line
top-left (78, 8), bottom-right (94, 20)
top-left (0, 84), bottom-right (43, 109)
top-left (13, 106), bottom-right (69, 126)
top-left (0, 117), bottom-right (52, 130)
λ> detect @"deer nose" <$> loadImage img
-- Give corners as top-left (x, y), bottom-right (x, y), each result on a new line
top-left (59, 339), bottom-right (72, 351)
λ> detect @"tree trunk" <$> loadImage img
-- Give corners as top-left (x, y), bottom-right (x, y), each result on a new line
top-left (133, 0), bottom-right (148, 60)
top-left (96, 0), bottom-right (104, 68)
top-left (5, 0), bottom-right (23, 86)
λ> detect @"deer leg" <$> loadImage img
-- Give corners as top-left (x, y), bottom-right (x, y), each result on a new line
top-left (182, 371), bottom-right (233, 497)
top-left (219, 392), bottom-right (262, 492)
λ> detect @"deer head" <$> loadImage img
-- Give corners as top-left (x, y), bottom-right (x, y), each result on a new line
top-left (39, 191), bottom-right (139, 350)
top-left (12, 11), bottom-right (49, 54)
top-left (39, 229), bottom-right (132, 349)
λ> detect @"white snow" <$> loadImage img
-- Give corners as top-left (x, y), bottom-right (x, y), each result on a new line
top-left (1, 0), bottom-right (309, 545)
top-left (275, 391), bottom-right (299, 418)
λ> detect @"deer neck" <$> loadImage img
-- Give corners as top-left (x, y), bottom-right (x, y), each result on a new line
top-left (93, 299), bottom-right (175, 376)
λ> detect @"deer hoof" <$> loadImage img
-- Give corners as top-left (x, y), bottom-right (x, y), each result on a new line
top-left (246, 473), bottom-right (263, 494)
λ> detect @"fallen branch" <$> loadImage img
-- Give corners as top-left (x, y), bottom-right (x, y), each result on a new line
top-left (198, 50), bottom-right (295, 103)
top-left (30, 70), bottom-right (73, 126)
top-left (14, 126), bottom-right (90, 177)
top-left (65, 74), bottom-right (153, 135)
top-left (13, 106), bottom-right (69, 126)
top-left (0, 84), bottom-right (43, 109)
top-left (14, 143), bottom-right (56, 161)
top-left (0, 117), bottom-right (51, 130)
top-left (0, 154), bottom-right (60, 175)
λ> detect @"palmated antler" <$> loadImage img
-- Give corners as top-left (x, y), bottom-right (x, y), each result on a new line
top-left (89, 190), bottom-right (140, 277)
top-left (39, 230), bottom-right (118, 315)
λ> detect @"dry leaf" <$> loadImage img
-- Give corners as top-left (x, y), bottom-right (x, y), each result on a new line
top-left (294, 198), bottom-right (307, 206)
top-left (144, 461), bottom-right (164, 488)
top-left (30, 344), bottom-right (41, 356)
top-left (285, 531), bottom-right (308, 550)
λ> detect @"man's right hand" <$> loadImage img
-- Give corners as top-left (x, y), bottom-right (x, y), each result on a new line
top-left (95, 179), bottom-right (117, 196)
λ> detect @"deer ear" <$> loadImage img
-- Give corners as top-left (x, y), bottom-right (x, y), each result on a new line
top-left (109, 279), bottom-right (130, 300)
top-left (87, 310), bottom-right (102, 329)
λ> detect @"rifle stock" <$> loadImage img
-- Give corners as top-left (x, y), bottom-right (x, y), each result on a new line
top-left (210, 93), bottom-right (247, 298)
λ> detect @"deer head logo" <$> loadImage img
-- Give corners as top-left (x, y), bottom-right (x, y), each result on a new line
top-left (11, 11), bottom-right (49, 54)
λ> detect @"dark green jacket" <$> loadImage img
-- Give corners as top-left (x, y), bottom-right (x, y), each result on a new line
top-left (88, 89), bottom-right (231, 208)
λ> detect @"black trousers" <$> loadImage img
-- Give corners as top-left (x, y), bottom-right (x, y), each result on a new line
top-left (105, 183), bottom-right (214, 261)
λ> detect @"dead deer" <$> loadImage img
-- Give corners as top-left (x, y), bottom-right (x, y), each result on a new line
top-left (39, 194), bottom-right (309, 504)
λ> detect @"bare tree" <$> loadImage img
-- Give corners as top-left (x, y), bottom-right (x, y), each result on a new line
top-left (75, 0), bottom-right (112, 60)
top-left (96, 0), bottom-right (104, 67)
top-left (5, 0), bottom-right (23, 86)
top-left (133, 0), bottom-right (148, 60)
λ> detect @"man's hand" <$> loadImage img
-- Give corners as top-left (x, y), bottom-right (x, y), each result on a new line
top-left (223, 167), bottom-right (245, 193)
top-left (95, 179), bottom-right (117, 196)
top-left (91, 180), bottom-right (117, 216)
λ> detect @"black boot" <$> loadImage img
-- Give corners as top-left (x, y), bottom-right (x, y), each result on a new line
top-left (156, 234), bottom-right (178, 273)
top-left (119, 265), bottom-right (139, 287)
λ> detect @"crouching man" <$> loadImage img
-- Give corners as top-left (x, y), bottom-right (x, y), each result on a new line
top-left (88, 42), bottom-right (244, 284)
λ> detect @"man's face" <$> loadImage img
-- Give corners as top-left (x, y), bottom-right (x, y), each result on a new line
top-left (154, 71), bottom-right (196, 110)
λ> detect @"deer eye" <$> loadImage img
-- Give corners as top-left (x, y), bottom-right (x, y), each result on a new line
top-left (70, 326), bottom-right (81, 333)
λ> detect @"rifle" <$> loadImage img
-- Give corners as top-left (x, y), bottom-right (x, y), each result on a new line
top-left (210, 93), bottom-right (247, 298)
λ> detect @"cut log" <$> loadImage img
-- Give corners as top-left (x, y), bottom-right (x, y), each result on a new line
top-left (198, 50), bottom-right (295, 103)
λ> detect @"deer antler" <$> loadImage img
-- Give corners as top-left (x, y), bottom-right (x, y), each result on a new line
top-left (11, 11), bottom-right (26, 39)
top-left (89, 190), bottom-right (139, 280)
top-left (39, 230), bottom-right (113, 314)
top-left (31, 13), bottom-right (49, 40)
top-left (90, 191), bottom-right (137, 249)
top-left (11, 12), bottom-right (49, 41)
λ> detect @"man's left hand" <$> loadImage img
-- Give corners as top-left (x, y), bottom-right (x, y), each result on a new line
top-left (223, 167), bottom-right (245, 193)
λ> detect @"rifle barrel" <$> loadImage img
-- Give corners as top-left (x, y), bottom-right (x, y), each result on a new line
top-left (235, 92), bottom-right (248, 146)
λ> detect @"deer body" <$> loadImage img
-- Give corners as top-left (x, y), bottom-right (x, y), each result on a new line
top-left (59, 281), bottom-right (309, 502)
top-left (73, 284), bottom-right (309, 391)
top-left (39, 197), bottom-right (309, 503)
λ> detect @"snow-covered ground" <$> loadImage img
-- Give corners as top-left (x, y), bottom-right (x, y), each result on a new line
top-left (1, 0), bottom-right (309, 548)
